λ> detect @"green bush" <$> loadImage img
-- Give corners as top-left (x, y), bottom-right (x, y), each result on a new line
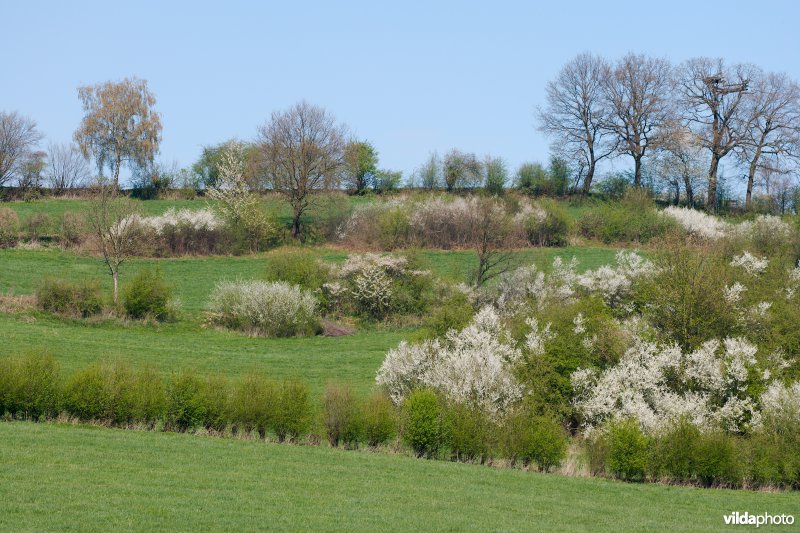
top-left (0, 207), bottom-right (19, 247)
top-left (123, 268), bottom-right (173, 320)
top-left (362, 392), bottom-right (398, 447)
top-left (443, 402), bottom-right (494, 463)
top-left (402, 388), bottom-right (443, 457)
top-left (502, 411), bottom-right (568, 472)
top-left (694, 432), bottom-right (742, 487)
top-left (648, 418), bottom-right (702, 482)
top-left (377, 207), bottom-right (411, 249)
top-left (606, 419), bottom-right (649, 481)
top-left (521, 200), bottom-right (571, 247)
top-left (23, 212), bottom-right (50, 241)
top-left (273, 381), bottom-right (312, 442)
top-left (264, 250), bottom-right (330, 291)
top-left (415, 292), bottom-right (474, 340)
top-left (230, 372), bottom-right (276, 438)
top-left (202, 373), bottom-right (231, 432)
top-left (37, 278), bottom-right (103, 318)
top-left (322, 383), bottom-right (363, 447)
top-left (58, 211), bottom-right (86, 247)
top-left (0, 353), bottom-right (61, 420)
top-left (165, 370), bottom-right (208, 432)
top-left (578, 192), bottom-right (677, 244)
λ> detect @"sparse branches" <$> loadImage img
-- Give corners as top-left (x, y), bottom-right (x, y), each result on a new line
top-left (0, 111), bottom-right (43, 188)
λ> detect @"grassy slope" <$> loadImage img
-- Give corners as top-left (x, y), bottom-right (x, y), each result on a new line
top-left (1, 422), bottom-right (797, 532)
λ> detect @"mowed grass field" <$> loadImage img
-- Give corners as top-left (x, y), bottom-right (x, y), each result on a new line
top-left (1, 422), bottom-right (797, 532)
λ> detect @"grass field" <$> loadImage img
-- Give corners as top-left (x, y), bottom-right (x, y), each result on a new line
top-left (1, 422), bottom-right (796, 531)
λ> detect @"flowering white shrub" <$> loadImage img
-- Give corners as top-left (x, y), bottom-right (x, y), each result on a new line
top-left (662, 206), bottom-right (729, 240)
top-left (496, 257), bottom-right (578, 312)
top-left (730, 252), bottom-right (769, 275)
top-left (731, 214), bottom-right (793, 241)
top-left (207, 280), bottom-right (320, 337)
top-left (352, 266), bottom-right (393, 317)
top-left (131, 208), bottom-right (220, 233)
top-left (760, 381), bottom-right (800, 424)
top-left (376, 307), bottom-right (523, 418)
top-left (572, 337), bottom-right (765, 433)
top-left (578, 251), bottom-right (655, 306)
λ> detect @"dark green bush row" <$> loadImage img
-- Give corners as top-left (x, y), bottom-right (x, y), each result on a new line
top-left (578, 191), bottom-right (678, 244)
top-left (587, 418), bottom-right (800, 489)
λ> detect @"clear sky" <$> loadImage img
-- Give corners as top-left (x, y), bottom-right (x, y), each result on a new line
top-left (3, 0), bottom-right (800, 184)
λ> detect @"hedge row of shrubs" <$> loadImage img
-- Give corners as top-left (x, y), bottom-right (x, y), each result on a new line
top-left (587, 418), bottom-right (800, 489)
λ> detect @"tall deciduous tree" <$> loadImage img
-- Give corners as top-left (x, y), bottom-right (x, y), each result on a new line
top-left (74, 77), bottom-right (162, 189)
top-left (604, 53), bottom-right (674, 188)
top-left (0, 111), bottom-right (42, 188)
top-left (342, 140), bottom-right (378, 194)
top-left (257, 101), bottom-right (346, 239)
top-left (678, 58), bottom-right (753, 209)
top-left (538, 53), bottom-right (615, 194)
top-left (737, 70), bottom-right (800, 210)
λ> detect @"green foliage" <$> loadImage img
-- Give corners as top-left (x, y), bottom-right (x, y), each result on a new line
top-left (230, 372), bottom-right (276, 438)
top-left (502, 409), bottom-right (568, 472)
top-left (374, 169), bottom-right (402, 193)
top-left (414, 291), bottom-right (474, 340)
top-left (0, 352), bottom-right (61, 420)
top-left (264, 249), bottom-right (330, 291)
top-left (377, 207), bottom-right (411, 249)
top-left (607, 419), bottom-right (650, 481)
top-left (578, 191), bottom-right (677, 243)
top-left (343, 141), bottom-right (379, 194)
top-left (402, 388), bottom-right (443, 457)
top-left (362, 392), bottom-right (398, 447)
top-left (322, 382), bottom-right (363, 447)
top-left (123, 268), bottom-right (173, 320)
top-left (37, 277), bottom-right (103, 318)
top-left (694, 432), bottom-right (742, 487)
top-left (515, 162), bottom-right (549, 194)
top-left (648, 418), bottom-right (702, 481)
top-left (165, 370), bottom-right (209, 432)
top-left (443, 402), bottom-right (494, 463)
top-left (484, 156), bottom-right (508, 195)
top-left (547, 156), bottom-right (571, 196)
top-left (0, 207), bottom-right (19, 247)
top-left (520, 199), bottom-right (571, 246)
top-left (273, 381), bottom-right (312, 442)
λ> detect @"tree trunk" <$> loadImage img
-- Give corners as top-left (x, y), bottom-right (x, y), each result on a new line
top-left (745, 145), bottom-right (763, 211)
top-left (674, 182), bottom-right (680, 205)
top-left (582, 162), bottom-right (595, 195)
top-left (683, 172), bottom-right (694, 207)
top-left (706, 156), bottom-right (720, 210)
top-left (113, 270), bottom-right (119, 303)
top-left (634, 156), bottom-right (642, 188)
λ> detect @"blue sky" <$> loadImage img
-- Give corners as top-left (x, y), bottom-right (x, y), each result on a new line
top-left (3, 0), bottom-right (799, 184)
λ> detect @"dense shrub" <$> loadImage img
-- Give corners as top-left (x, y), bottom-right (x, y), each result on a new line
top-left (123, 268), bottom-right (173, 320)
top-left (58, 211), bottom-right (86, 247)
top-left (578, 193), bottom-right (677, 244)
top-left (402, 388), bottom-right (443, 457)
top-left (0, 353), bottom-right (61, 419)
top-left (606, 419), bottom-right (650, 481)
top-left (273, 381), bottom-right (312, 442)
top-left (414, 292), bottom-right (474, 340)
top-left (362, 392), bottom-right (398, 447)
top-left (323, 383), bottom-right (363, 447)
top-left (208, 280), bottom-right (321, 337)
top-left (264, 249), bottom-right (330, 291)
top-left (165, 371), bottom-right (209, 432)
top-left (502, 410), bottom-right (568, 472)
top-left (648, 418), bottom-right (702, 482)
top-left (230, 372), bottom-right (276, 438)
top-left (515, 199), bottom-right (570, 246)
top-left (22, 213), bottom-right (50, 241)
top-left (202, 373), bottom-right (231, 432)
top-left (443, 402), bottom-right (494, 462)
top-left (0, 207), bottom-right (19, 247)
top-left (36, 278), bottom-right (103, 318)
top-left (694, 432), bottom-right (742, 487)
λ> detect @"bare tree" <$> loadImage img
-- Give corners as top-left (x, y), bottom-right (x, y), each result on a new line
top-left (653, 123), bottom-right (708, 206)
top-left (678, 58), bottom-right (754, 209)
top-left (46, 142), bottom-right (90, 194)
top-left (0, 111), bottom-right (43, 188)
top-left (538, 53), bottom-right (615, 194)
top-left (415, 152), bottom-right (442, 190)
top-left (87, 182), bottom-right (141, 303)
top-left (471, 197), bottom-right (515, 287)
top-left (604, 53), bottom-right (674, 187)
top-left (443, 149), bottom-right (482, 191)
top-left (736, 70), bottom-right (800, 210)
top-left (74, 77), bottom-right (162, 189)
top-left (257, 101), bottom-right (346, 239)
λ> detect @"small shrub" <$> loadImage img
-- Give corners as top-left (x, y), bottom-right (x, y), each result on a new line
top-left (123, 268), bottom-right (173, 320)
top-left (273, 381), bottom-right (312, 442)
top-left (579, 193), bottom-right (677, 244)
top-left (518, 200), bottom-right (571, 247)
top-left (443, 402), bottom-right (494, 463)
top-left (694, 432), bottom-right (742, 487)
top-left (362, 392), bottom-right (398, 447)
top-left (202, 373), bottom-right (231, 432)
top-left (502, 410), bottom-right (568, 472)
top-left (648, 418), bottom-right (702, 482)
top-left (414, 292), bottom-right (474, 340)
top-left (36, 278), bottom-right (103, 318)
top-left (264, 250), bottom-right (330, 291)
top-left (0, 353), bottom-right (61, 420)
top-left (165, 370), bottom-right (208, 432)
top-left (606, 419), bottom-right (649, 481)
top-left (402, 388), bottom-right (443, 457)
top-left (22, 213), bottom-right (50, 241)
top-left (58, 211), bottom-right (86, 247)
top-left (377, 207), bottom-right (411, 249)
top-left (323, 383), bottom-right (363, 447)
top-left (208, 280), bottom-right (321, 337)
top-left (0, 207), bottom-right (19, 247)
top-left (230, 372), bottom-right (277, 438)
top-left (584, 432), bottom-right (610, 476)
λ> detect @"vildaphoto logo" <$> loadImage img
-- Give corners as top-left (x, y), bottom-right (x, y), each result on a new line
top-left (723, 512), bottom-right (795, 527)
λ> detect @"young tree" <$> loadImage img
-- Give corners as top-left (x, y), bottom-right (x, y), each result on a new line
top-left (46, 142), bottom-right (90, 194)
top-left (483, 155), bottom-right (508, 195)
top-left (257, 101), bottom-right (346, 239)
top-left (604, 53), bottom-right (674, 188)
top-left (17, 150), bottom-right (47, 193)
top-left (0, 111), bottom-right (42, 188)
top-left (538, 53), bottom-right (615, 194)
top-left (471, 197), bottom-right (514, 287)
top-left (374, 169), bottom-right (402, 193)
top-left (342, 140), bottom-right (378, 194)
top-left (678, 58), bottom-right (754, 209)
top-left (87, 182), bottom-right (141, 303)
top-left (443, 149), bottom-right (482, 191)
top-left (547, 155), bottom-right (571, 196)
top-left (74, 77), bottom-right (162, 189)
top-left (736, 70), bottom-right (800, 210)
top-left (416, 152), bottom-right (442, 190)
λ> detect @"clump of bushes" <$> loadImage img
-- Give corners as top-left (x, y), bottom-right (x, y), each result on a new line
top-left (36, 278), bottom-right (103, 318)
top-left (58, 211), bottom-right (86, 248)
top-left (22, 213), bottom-right (51, 241)
top-left (264, 249), bottom-right (330, 291)
top-left (123, 268), bottom-right (173, 321)
top-left (514, 199), bottom-right (571, 246)
top-left (0, 352), bottom-right (61, 420)
top-left (578, 191), bottom-right (678, 243)
top-left (323, 383), bottom-right (363, 448)
top-left (402, 388), bottom-right (444, 457)
top-left (0, 207), bottom-right (19, 248)
top-left (502, 409), bottom-right (568, 472)
top-left (362, 392), bottom-right (398, 447)
top-left (207, 280), bottom-right (321, 337)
